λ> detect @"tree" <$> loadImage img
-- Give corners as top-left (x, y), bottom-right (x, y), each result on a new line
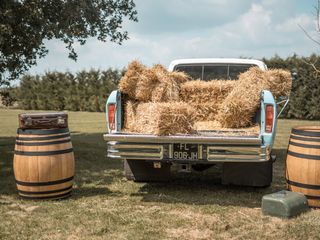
top-left (299, 0), bottom-right (320, 73)
top-left (0, 0), bottom-right (137, 86)
top-left (17, 68), bottom-right (120, 111)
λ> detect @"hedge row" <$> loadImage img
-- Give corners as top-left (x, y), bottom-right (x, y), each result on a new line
top-left (263, 54), bottom-right (320, 119)
top-left (16, 69), bottom-right (121, 112)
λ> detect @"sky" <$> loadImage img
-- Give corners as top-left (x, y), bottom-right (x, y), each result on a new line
top-left (29, 0), bottom-right (318, 74)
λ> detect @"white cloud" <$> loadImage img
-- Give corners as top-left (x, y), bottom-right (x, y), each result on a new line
top-left (240, 4), bottom-right (272, 42)
top-left (275, 14), bottom-right (314, 32)
top-left (29, 0), bottom-right (318, 75)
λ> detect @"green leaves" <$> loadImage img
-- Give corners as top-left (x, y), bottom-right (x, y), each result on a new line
top-left (264, 54), bottom-right (320, 120)
top-left (0, 0), bottom-right (137, 85)
top-left (17, 69), bottom-right (120, 112)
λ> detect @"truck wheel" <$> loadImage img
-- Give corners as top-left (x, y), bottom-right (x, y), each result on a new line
top-left (222, 161), bottom-right (273, 187)
top-left (124, 160), bottom-right (171, 182)
top-left (124, 160), bottom-right (135, 181)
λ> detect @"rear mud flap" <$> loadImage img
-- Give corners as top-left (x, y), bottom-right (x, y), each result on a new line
top-left (222, 161), bottom-right (273, 187)
top-left (124, 160), bottom-right (171, 182)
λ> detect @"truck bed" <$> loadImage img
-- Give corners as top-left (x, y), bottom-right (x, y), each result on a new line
top-left (120, 122), bottom-right (260, 138)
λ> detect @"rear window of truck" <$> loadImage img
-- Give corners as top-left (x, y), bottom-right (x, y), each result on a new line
top-left (174, 64), bottom-right (256, 80)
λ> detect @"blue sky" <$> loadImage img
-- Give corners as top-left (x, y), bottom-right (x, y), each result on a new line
top-left (29, 0), bottom-right (318, 74)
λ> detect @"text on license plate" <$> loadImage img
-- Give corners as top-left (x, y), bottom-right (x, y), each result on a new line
top-left (173, 144), bottom-right (198, 160)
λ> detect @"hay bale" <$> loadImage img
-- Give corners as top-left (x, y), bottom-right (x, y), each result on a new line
top-left (217, 67), bottom-right (292, 128)
top-left (180, 80), bottom-right (236, 103)
top-left (179, 80), bottom-right (237, 122)
top-left (119, 62), bottom-right (190, 102)
top-left (237, 67), bottom-right (292, 97)
top-left (217, 96), bottom-right (258, 128)
top-left (123, 101), bottom-right (194, 135)
top-left (217, 68), bottom-right (269, 128)
top-left (123, 100), bottom-right (138, 130)
top-left (266, 69), bottom-right (292, 97)
top-left (149, 65), bottom-right (189, 102)
top-left (119, 61), bottom-right (146, 99)
top-left (135, 69), bottom-right (158, 101)
top-left (190, 102), bottom-right (220, 121)
top-left (121, 63), bottom-right (292, 131)
top-left (149, 64), bottom-right (179, 102)
top-left (169, 71), bottom-right (191, 84)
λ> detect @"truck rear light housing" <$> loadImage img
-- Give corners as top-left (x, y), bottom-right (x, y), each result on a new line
top-left (108, 104), bottom-right (116, 130)
top-left (265, 105), bottom-right (274, 133)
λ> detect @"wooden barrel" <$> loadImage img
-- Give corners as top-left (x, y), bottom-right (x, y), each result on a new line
top-left (13, 128), bottom-right (75, 200)
top-left (286, 126), bottom-right (320, 207)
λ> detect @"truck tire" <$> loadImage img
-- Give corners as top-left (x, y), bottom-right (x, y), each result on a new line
top-left (124, 160), bottom-right (171, 182)
top-left (222, 161), bottom-right (273, 187)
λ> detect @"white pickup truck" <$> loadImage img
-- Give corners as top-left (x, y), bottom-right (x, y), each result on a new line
top-left (104, 58), bottom-right (287, 187)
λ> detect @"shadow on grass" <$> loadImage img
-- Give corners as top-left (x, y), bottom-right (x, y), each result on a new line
top-left (0, 133), bottom-right (122, 198)
top-left (0, 137), bottom-right (16, 196)
top-left (1, 131), bottom-right (289, 208)
top-left (134, 148), bottom-right (287, 208)
top-left (71, 187), bottom-right (123, 199)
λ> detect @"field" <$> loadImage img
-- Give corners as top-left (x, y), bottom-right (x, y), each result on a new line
top-left (1, 109), bottom-right (320, 240)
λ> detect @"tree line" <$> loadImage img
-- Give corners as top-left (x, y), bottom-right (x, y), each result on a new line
top-left (10, 69), bottom-right (121, 112)
top-left (263, 54), bottom-right (320, 120)
top-left (1, 54), bottom-right (320, 119)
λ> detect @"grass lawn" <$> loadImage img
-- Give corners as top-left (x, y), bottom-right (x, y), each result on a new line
top-left (1, 108), bottom-right (320, 240)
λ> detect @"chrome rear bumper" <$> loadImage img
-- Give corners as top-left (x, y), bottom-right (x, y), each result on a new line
top-left (107, 142), bottom-right (164, 160)
top-left (206, 145), bottom-right (267, 162)
top-left (106, 133), bottom-right (269, 162)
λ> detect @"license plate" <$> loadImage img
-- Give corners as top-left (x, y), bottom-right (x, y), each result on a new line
top-left (173, 144), bottom-right (199, 160)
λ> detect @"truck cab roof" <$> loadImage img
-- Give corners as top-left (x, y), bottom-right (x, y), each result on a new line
top-left (168, 58), bottom-right (267, 71)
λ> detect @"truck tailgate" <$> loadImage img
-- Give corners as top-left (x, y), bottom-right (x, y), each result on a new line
top-left (103, 132), bottom-right (261, 145)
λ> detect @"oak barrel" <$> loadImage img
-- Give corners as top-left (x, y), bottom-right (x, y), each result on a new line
top-left (286, 126), bottom-right (320, 207)
top-left (13, 128), bottom-right (75, 200)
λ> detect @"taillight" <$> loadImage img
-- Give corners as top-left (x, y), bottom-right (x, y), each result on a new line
top-left (265, 105), bottom-right (274, 133)
top-left (108, 104), bottom-right (116, 130)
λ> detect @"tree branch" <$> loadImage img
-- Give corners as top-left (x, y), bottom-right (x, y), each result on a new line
top-left (299, 24), bottom-right (320, 45)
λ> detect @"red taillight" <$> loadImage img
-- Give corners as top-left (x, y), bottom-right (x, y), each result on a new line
top-left (108, 104), bottom-right (116, 130)
top-left (265, 105), bottom-right (274, 133)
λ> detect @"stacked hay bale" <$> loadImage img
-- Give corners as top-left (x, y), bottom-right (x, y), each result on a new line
top-left (119, 61), bottom-right (292, 135)
top-left (123, 101), bottom-right (194, 135)
top-left (119, 61), bottom-right (190, 102)
top-left (180, 80), bottom-right (236, 121)
top-left (118, 61), bottom-right (145, 100)
top-left (180, 80), bottom-right (236, 103)
top-left (120, 61), bottom-right (194, 135)
top-left (266, 69), bottom-right (293, 97)
top-left (217, 67), bottom-right (292, 128)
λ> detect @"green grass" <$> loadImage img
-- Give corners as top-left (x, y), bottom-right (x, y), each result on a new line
top-left (0, 109), bottom-right (320, 240)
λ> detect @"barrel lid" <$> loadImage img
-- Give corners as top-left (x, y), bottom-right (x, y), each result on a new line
top-left (17, 128), bottom-right (69, 135)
